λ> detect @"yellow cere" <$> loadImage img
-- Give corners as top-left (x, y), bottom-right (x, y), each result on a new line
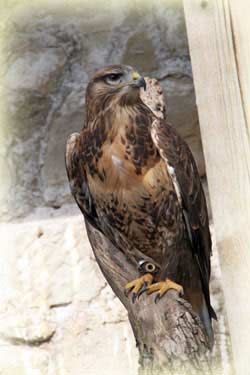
top-left (132, 72), bottom-right (139, 80)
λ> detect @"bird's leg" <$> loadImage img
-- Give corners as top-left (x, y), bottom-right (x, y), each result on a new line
top-left (125, 260), bottom-right (183, 303)
top-left (125, 273), bottom-right (153, 303)
top-left (146, 278), bottom-right (184, 304)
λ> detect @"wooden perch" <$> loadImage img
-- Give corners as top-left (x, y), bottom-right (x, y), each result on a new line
top-left (86, 222), bottom-right (212, 374)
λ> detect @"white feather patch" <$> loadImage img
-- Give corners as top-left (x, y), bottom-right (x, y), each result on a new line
top-left (167, 165), bottom-right (182, 204)
top-left (151, 125), bottom-right (182, 205)
top-left (112, 155), bottom-right (123, 168)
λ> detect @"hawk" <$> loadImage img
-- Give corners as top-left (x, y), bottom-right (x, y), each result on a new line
top-left (65, 65), bottom-right (216, 345)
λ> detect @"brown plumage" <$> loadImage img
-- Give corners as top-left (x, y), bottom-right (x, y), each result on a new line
top-left (65, 64), bottom-right (216, 346)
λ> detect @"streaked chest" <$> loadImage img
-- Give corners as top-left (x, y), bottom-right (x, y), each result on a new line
top-left (87, 135), bottom-right (171, 203)
top-left (84, 105), bottom-right (172, 202)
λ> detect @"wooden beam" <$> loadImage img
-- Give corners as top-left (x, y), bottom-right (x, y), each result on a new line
top-left (183, 1), bottom-right (250, 374)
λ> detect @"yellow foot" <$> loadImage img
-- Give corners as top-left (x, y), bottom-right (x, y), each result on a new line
top-left (125, 273), bottom-right (153, 303)
top-left (146, 278), bottom-right (184, 304)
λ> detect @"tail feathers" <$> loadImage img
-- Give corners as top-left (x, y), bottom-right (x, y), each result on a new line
top-left (209, 304), bottom-right (217, 320)
top-left (199, 296), bottom-right (214, 349)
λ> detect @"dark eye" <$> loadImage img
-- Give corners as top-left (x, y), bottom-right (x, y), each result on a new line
top-left (105, 73), bottom-right (123, 85)
top-left (109, 74), bottom-right (119, 80)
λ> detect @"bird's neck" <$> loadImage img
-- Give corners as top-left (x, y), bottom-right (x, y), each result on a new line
top-left (107, 103), bottom-right (158, 172)
top-left (104, 101), bottom-right (155, 140)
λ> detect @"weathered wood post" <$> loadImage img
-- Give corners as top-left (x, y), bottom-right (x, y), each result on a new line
top-left (183, 1), bottom-right (250, 374)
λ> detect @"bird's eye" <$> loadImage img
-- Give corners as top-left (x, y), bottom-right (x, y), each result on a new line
top-left (105, 73), bottom-right (123, 85)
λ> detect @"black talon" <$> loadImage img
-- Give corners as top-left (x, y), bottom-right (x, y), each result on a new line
top-left (154, 293), bottom-right (161, 304)
top-left (132, 292), bottom-right (137, 303)
top-left (137, 281), bottom-right (148, 299)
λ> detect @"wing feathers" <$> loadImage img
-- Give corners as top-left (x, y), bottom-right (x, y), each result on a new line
top-left (151, 118), bottom-right (216, 320)
top-left (65, 133), bottom-right (99, 228)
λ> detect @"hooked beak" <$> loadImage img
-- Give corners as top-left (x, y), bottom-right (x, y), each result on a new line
top-left (132, 72), bottom-right (147, 91)
top-left (137, 76), bottom-right (147, 91)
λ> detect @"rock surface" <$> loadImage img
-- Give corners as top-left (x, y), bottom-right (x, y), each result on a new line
top-left (0, 206), bottom-right (138, 375)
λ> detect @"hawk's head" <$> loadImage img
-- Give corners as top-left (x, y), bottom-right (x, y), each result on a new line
top-left (85, 65), bottom-right (146, 118)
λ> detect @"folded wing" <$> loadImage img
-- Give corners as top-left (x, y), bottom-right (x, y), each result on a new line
top-left (151, 118), bottom-right (216, 320)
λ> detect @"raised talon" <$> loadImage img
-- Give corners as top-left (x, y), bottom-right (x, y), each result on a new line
top-left (125, 273), bottom-right (153, 302)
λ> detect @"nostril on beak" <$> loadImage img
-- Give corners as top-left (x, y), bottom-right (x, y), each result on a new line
top-left (131, 72), bottom-right (147, 91)
top-left (138, 76), bottom-right (147, 91)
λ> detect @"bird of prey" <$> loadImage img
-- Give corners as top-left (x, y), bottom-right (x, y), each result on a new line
top-left (65, 64), bottom-right (216, 345)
